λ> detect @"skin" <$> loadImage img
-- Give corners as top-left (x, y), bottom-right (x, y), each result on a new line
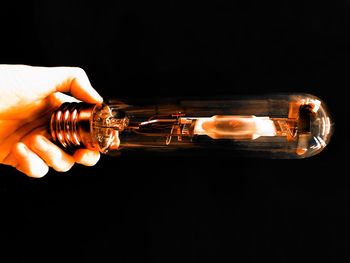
top-left (0, 64), bottom-right (103, 178)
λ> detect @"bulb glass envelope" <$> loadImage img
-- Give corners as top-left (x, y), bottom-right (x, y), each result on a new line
top-left (51, 93), bottom-right (334, 158)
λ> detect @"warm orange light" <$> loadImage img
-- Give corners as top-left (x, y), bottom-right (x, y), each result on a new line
top-left (193, 115), bottom-right (276, 140)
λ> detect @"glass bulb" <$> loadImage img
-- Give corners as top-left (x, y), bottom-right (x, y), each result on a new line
top-left (50, 93), bottom-right (334, 158)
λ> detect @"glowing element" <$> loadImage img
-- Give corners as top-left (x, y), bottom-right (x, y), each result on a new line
top-left (193, 116), bottom-right (276, 139)
top-left (50, 93), bottom-right (334, 159)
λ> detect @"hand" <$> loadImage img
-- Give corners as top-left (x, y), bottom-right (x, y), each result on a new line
top-left (0, 64), bottom-right (103, 178)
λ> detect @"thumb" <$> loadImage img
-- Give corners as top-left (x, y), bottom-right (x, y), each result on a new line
top-left (53, 67), bottom-right (103, 104)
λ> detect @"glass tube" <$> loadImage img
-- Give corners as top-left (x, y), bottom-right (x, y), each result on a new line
top-left (50, 93), bottom-right (334, 159)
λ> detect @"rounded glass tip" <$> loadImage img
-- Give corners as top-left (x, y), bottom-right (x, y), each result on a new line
top-left (291, 94), bottom-right (334, 158)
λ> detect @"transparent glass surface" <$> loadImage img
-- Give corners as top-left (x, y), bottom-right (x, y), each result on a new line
top-left (89, 93), bottom-right (333, 159)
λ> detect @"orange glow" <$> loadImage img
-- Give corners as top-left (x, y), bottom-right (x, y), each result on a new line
top-left (193, 115), bottom-right (276, 140)
top-left (296, 148), bottom-right (307, 155)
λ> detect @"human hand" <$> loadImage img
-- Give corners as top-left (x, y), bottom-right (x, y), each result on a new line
top-left (0, 64), bottom-right (103, 178)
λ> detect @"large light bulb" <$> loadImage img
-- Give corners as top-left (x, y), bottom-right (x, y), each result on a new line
top-left (50, 93), bottom-right (334, 158)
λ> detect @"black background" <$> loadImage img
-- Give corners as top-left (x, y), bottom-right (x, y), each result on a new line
top-left (0, 1), bottom-right (349, 262)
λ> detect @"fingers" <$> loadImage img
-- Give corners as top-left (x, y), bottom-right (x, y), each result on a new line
top-left (54, 67), bottom-right (103, 104)
top-left (30, 135), bottom-right (75, 173)
top-left (12, 142), bottom-right (49, 178)
top-left (74, 149), bottom-right (100, 166)
top-left (30, 136), bottom-right (100, 170)
top-left (6, 135), bottom-right (101, 178)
